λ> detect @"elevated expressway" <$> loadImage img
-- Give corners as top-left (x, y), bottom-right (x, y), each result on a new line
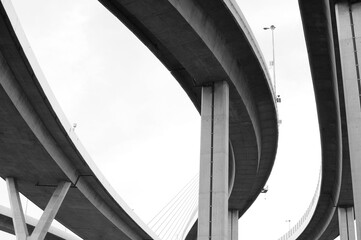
top-left (98, 0), bottom-right (278, 239)
top-left (0, 1), bottom-right (159, 239)
top-left (277, 0), bottom-right (359, 239)
top-left (0, 0), bottom-right (278, 239)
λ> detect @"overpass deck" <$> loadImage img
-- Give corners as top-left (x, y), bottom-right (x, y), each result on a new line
top-left (277, 0), bottom-right (355, 239)
top-left (0, 0), bottom-right (278, 239)
top-left (0, 1), bottom-right (159, 239)
top-left (99, 0), bottom-right (279, 238)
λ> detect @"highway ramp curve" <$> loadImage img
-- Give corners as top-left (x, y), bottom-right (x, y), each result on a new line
top-left (0, 1), bottom-right (159, 239)
top-left (0, 0), bottom-right (278, 239)
top-left (276, 0), bottom-right (354, 239)
top-left (98, 0), bottom-right (278, 239)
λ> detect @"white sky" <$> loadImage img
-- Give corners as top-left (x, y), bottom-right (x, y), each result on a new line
top-left (0, 0), bottom-right (330, 239)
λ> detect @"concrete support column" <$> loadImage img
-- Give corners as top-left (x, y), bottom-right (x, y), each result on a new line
top-left (6, 178), bottom-right (71, 240)
top-left (29, 181), bottom-right (71, 240)
top-left (6, 178), bottom-right (29, 240)
top-left (338, 207), bottom-right (356, 240)
top-left (336, 2), bottom-right (361, 239)
top-left (228, 210), bottom-right (238, 240)
top-left (198, 81), bottom-right (229, 240)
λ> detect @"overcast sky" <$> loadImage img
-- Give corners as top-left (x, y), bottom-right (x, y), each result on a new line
top-left (0, 0), bottom-right (329, 239)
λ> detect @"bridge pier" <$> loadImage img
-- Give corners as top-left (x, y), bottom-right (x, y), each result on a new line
top-left (7, 178), bottom-right (28, 240)
top-left (228, 210), bottom-right (238, 240)
top-left (338, 207), bottom-right (356, 240)
top-left (336, 1), bottom-right (361, 239)
top-left (198, 81), bottom-right (229, 240)
top-left (6, 178), bottom-right (71, 240)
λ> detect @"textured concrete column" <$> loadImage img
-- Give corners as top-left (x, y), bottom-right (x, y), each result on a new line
top-left (7, 179), bottom-right (71, 240)
top-left (29, 181), bottom-right (71, 240)
top-left (336, 2), bottom-right (361, 239)
top-left (6, 178), bottom-right (29, 240)
top-left (338, 207), bottom-right (356, 240)
top-left (228, 210), bottom-right (238, 240)
top-left (198, 81), bottom-right (229, 240)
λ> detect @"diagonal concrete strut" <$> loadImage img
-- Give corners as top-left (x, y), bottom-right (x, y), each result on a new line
top-left (6, 178), bottom-right (71, 240)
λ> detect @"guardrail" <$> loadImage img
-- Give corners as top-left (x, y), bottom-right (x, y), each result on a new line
top-left (277, 168), bottom-right (322, 240)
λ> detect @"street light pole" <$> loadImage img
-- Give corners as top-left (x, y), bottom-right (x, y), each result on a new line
top-left (263, 25), bottom-right (277, 97)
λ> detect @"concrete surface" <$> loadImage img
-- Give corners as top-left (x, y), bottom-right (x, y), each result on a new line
top-left (338, 207), bottom-right (356, 240)
top-left (198, 82), bottom-right (229, 240)
top-left (283, 0), bottom-right (361, 239)
top-left (336, 2), bottom-right (361, 239)
top-left (228, 210), bottom-right (238, 240)
top-left (98, 0), bottom-right (279, 238)
top-left (0, 0), bottom-right (159, 239)
top-left (0, 205), bottom-right (81, 240)
top-left (0, 0), bottom-right (278, 239)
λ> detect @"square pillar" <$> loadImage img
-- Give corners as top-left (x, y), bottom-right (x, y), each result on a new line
top-left (338, 207), bottom-right (356, 240)
top-left (198, 81), bottom-right (229, 240)
top-left (228, 210), bottom-right (238, 240)
top-left (335, 2), bottom-right (361, 239)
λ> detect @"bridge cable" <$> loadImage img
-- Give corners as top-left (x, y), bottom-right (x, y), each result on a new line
top-left (148, 174), bottom-right (199, 240)
top-left (156, 176), bottom-right (197, 236)
top-left (148, 174), bottom-right (198, 229)
top-left (159, 180), bottom-right (198, 239)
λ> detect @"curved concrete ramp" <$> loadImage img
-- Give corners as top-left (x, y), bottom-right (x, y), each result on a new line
top-left (98, 0), bottom-right (278, 238)
top-left (276, 0), bottom-right (357, 239)
top-left (0, 1), bottom-right (159, 239)
top-left (0, 0), bottom-right (278, 239)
